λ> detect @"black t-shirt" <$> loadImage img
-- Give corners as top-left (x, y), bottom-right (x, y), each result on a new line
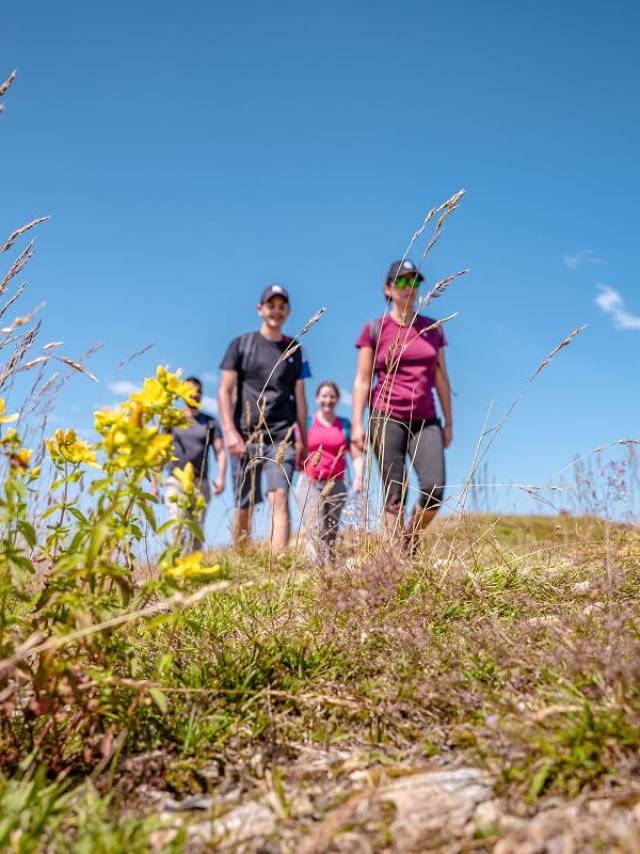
top-left (220, 332), bottom-right (309, 442)
top-left (170, 411), bottom-right (221, 479)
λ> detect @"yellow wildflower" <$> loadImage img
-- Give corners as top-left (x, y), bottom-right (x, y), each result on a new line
top-left (164, 552), bottom-right (222, 578)
top-left (172, 462), bottom-right (195, 493)
top-left (0, 428), bottom-right (19, 447)
top-left (27, 464), bottom-right (41, 482)
top-left (129, 377), bottom-right (170, 411)
top-left (11, 448), bottom-right (32, 470)
top-left (47, 428), bottom-right (98, 467)
top-left (143, 431), bottom-right (173, 466)
top-left (0, 399), bottom-right (18, 425)
top-left (93, 366), bottom-right (201, 474)
top-left (128, 368), bottom-right (197, 415)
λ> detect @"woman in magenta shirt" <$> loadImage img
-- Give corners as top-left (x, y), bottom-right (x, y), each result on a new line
top-left (351, 259), bottom-right (452, 552)
top-left (297, 381), bottom-right (363, 561)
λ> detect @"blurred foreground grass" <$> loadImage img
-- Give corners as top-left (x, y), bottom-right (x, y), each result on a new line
top-left (2, 513), bottom-right (640, 850)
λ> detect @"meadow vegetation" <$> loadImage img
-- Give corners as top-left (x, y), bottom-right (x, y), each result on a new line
top-left (1, 420), bottom-right (639, 850)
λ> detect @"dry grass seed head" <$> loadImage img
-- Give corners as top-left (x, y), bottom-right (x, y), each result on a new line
top-left (0, 69), bottom-right (17, 98)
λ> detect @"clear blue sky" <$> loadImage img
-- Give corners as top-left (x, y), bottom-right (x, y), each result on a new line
top-left (2, 1), bottom-right (638, 540)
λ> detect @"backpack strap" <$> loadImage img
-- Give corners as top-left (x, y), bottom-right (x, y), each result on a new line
top-left (339, 417), bottom-right (351, 443)
top-left (237, 332), bottom-right (257, 376)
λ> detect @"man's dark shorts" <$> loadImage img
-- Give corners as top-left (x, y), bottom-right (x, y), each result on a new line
top-left (231, 441), bottom-right (296, 510)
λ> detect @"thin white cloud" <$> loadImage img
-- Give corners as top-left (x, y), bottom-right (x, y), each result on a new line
top-left (201, 395), bottom-right (219, 414)
top-left (107, 380), bottom-right (140, 396)
top-left (339, 387), bottom-right (353, 406)
top-left (202, 371), bottom-right (219, 383)
top-left (595, 285), bottom-right (640, 330)
top-left (564, 248), bottom-right (604, 270)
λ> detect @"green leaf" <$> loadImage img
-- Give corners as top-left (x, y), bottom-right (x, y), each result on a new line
top-left (140, 501), bottom-right (157, 532)
top-left (67, 507), bottom-right (87, 523)
top-left (18, 521), bottom-right (37, 548)
top-left (86, 516), bottom-right (111, 566)
top-left (148, 687), bottom-right (168, 714)
top-left (527, 759), bottom-right (555, 802)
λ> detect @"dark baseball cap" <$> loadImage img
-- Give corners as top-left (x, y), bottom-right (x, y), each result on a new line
top-left (259, 284), bottom-right (290, 304)
top-left (386, 259), bottom-right (424, 282)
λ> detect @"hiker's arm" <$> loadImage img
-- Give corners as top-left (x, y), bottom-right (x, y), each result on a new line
top-left (352, 347), bottom-right (374, 452)
top-left (218, 369), bottom-right (245, 457)
top-left (294, 379), bottom-right (308, 465)
top-left (350, 441), bottom-right (364, 493)
top-left (212, 436), bottom-right (226, 494)
top-left (435, 348), bottom-right (453, 449)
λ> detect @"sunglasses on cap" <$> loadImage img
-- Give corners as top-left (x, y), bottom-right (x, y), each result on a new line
top-left (392, 274), bottom-right (421, 289)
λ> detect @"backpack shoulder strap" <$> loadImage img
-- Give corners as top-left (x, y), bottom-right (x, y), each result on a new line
top-left (238, 332), bottom-right (258, 376)
top-left (339, 417), bottom-right (351, 443)
top-left (368, 317), bottom-right (382, 349)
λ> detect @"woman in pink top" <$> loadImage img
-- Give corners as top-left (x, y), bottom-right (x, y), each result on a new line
top-left (297, 381), bottom-right (363, 561)
top-left (352, 259), bottom-right (453, 552)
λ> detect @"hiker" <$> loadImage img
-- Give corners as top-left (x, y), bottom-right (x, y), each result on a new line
top-left (295, 381), bottom-right (363, 562)
top-left (218, 285), bottom-right (310, 553)
top-left (164, 376), bottom-right (226, 551)
top-left (351, 259), bottom-right (452, 552)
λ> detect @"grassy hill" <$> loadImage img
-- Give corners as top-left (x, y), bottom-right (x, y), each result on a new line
top-left (2, 513), bottom-right (639, 851)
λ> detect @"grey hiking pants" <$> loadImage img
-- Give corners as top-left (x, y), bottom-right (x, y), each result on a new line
top-left (369, 414), bottom-right (445, 513)
top-left (296, 475), bottom-right (348, 560)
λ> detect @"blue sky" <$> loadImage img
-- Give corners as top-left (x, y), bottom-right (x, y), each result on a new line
top-left (2, 1), bottom-right (639, 540)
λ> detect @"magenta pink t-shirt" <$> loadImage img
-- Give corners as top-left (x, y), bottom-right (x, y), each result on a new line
top-left (304, 414), bottom-right (349, 481)
top-left (355, 315), bottom-right (447, 421)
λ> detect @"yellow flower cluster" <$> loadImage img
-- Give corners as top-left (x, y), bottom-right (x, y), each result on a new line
top-left (11, 447), bottom-right (32, 470)
top-left (128, 366), bottom-right (198, 427)
top-left (46, 428), bottom-right (98, 467)
top-left (168, 463), bottom-right (207, 512)
top-left (0, 410), bottom-right (39, 478)
top-left (94, 409), bottom-right (174, 471)
top-left (164, 551), bottom-right (222, 578)
top-left (172, 461), bottom-right (196, 493)
top-left (93, 367), bottom-right (196, 473)
top-left (0, 399), bottom-right (18, 425)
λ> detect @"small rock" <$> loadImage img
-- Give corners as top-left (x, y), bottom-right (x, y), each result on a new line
top-left (289, 792), bottom-right (315, 819)
top-left (250, 751), bottom-right (265, 778)
top-left (583, 602), bottom-right (605, 616)
top-left (473, 798), bottom-right (502, 828)
top-left (349, 769), bottom-right (371, 782)
top-left (187, 800), bottom-right (277, 848)
top-left (377, 767), bottom-right (494, 848)
top-left (331, 832), bottom-right (373, 853)
top-left (571, 580), bottom-right (591, 595)
top-left (171, 794), bottom-right (215, 811)
top-left (527, 615), bottom-right (561, 628)
top-left (546, 834), bottom-right (573, 854)
top-left (587, 798), bottom-right (612, 816)
top-left (212, 800), bottom-right (276, 844)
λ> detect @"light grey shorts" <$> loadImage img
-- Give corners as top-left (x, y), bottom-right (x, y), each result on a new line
top-left (231, 441), bottom-right (296, 510)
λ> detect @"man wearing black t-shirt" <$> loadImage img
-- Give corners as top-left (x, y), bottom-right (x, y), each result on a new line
top-left (219, 285), bottom-right (310, 553)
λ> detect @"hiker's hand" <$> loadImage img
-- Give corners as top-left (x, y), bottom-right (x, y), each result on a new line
top-left (352, 474), bottom-right (363, 494)
top-left (443, 424), bottom-right (453, 449)
top-left (295, 439), bottom-right (307, 470)
top-left (351, 424), bottom-right (366, 453)
top-left (225, 429), bottom-right (245, 457)
top-left (212, 478), bottom-right (224, 495)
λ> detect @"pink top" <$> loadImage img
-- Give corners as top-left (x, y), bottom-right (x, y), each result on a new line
top-left (304, 414), bottom-right (350, 481)
top-left (355, 314), bottom-right (447, 421)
